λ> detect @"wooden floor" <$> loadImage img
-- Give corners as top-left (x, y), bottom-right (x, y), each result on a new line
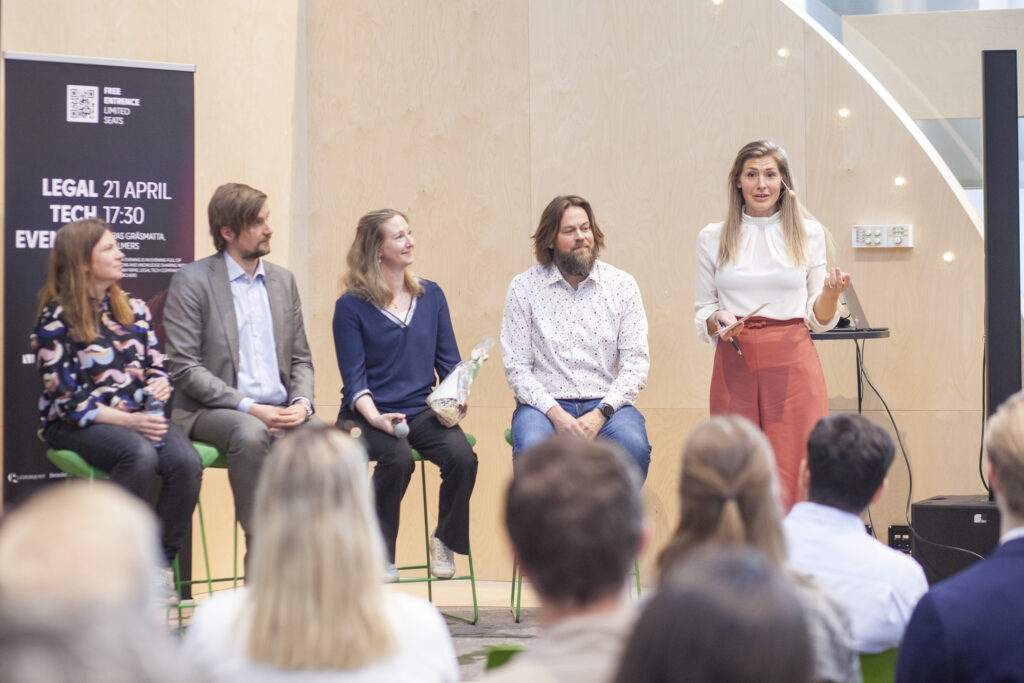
top-left (173, 578), bottom-right (541, 613)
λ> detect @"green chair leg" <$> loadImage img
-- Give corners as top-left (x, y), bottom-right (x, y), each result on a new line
top-left (511, 561), bottom-right (523, 622)
top-left (190, 441), bottom-right (242, 591)
top-left (421, 459), bottom-right (433, 605)
top-left (395, 434), bottom-right (478, 625)
top-left (173, 441), bottom-right (243, 632)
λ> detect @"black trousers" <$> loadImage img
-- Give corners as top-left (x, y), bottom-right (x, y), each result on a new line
top-left (337, 408), bottom-right (477, 562)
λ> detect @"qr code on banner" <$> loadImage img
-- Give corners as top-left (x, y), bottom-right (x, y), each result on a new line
top-left (66, 85), bottom-right (99, 123)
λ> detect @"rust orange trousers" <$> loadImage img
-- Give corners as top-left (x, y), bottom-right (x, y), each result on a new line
top-left (710, 318), bottom-right (828, 512)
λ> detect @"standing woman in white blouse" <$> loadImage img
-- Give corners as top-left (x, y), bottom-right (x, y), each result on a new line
top-left (694, 140), bottom-right (850, 511)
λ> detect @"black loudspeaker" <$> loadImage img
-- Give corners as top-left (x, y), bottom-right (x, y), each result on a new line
top-left (911, 495), bottom-right (1001, 585)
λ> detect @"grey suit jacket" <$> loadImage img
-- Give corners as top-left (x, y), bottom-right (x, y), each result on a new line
top-left (163, 252), bottom-right (315, 434)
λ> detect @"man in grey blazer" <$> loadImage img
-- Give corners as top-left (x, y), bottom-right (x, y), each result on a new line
top-left (163, 183), bottom-right (317, 546)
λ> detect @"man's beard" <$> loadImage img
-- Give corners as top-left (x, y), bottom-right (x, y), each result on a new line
top-left (241, 243), bottom-right (271, 261)
top-left (553, 243), bottom-right (596, 279)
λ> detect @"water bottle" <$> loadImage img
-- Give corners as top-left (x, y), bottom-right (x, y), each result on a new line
top-left (144, 392), bottom-right (166, 449)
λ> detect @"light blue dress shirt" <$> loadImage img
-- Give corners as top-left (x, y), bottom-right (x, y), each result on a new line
top-left (225, 252), bottom-right (287, 413)
top-left (784, 501), bottom-right (928, 653)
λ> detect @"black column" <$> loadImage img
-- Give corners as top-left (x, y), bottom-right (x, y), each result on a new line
top-left (983, 50), bottom-right (1021, 416)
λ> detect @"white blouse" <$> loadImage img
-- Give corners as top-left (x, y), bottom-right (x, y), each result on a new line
top-left (694, 212), bottom-right (839, 345)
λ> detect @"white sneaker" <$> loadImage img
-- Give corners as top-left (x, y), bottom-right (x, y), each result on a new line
top-left (383, 562), bottom-right (400, 583)
top-left (159, 567), bottom-right (179, 607)
top-left (430, 535), bottom-right (456, 579)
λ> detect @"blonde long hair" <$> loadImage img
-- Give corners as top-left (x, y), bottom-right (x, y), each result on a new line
top-left (658, 416), bottom-right (787, 577)
top-left (36, 219), bottom-right (133, 342)
top-left (245, 428), bottom-right (395, 669)
top-left (718, 140), bottom-right (807, 268)
top-left (344, 209), bottom-right (424, 308)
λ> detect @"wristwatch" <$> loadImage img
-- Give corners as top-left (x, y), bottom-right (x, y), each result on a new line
top-left (599, 403), bottom-right (615, 419)
top-left (293, 398), bottom-right (313, 419)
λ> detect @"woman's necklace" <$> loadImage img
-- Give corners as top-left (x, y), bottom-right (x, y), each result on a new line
top-left (387, 289), bottom-right (412, 324)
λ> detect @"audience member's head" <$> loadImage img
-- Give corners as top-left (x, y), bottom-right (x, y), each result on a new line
top-left (0, 481), bottom-right (161, 609)
top-left (0, 602), bottom-right (190, 683)
top-left (985, 391), bottom-right (1024, 525)
top-left (658, 415), bottom-right (785, 577)
top-left (246, 426), bottom-right (395, 670)
top-left (0, 482), bottom-right (190, 683)
top-left (804, 413), bottom-right (895, 514)
top-left (505, 435), bottom-right (643, 610)
top-left (613, 548), bottom-right (813, 683)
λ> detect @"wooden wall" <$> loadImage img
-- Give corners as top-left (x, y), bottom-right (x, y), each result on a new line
top-left (2, 0), bottom-right (993, 583)
top-left (304, 0), bottom-right (988, 580)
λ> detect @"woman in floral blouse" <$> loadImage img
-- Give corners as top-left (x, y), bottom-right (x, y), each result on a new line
top-left (32, 218), bottom-right (201, 578)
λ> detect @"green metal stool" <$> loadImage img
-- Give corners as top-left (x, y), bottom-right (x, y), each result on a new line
top-left (503, 429), bottom-right (643, 622)
top-left (44, 447), bottom-right (214, 616)
top-left (396, 433), bottom-right (479, 625)
top-left (45, 444), bottom-right (241, 618)
top-left (188, 441), bottom-right (242, 594)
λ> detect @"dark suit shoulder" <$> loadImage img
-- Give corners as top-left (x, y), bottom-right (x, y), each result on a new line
top-left (925, 540), bottom-right (1024, 625)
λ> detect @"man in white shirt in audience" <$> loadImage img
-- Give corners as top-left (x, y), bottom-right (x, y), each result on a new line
top-left (784, 413), bottom-right (927, 653)
top-left (897, 391), bottom-right (1024, 682)
top-left (487, 435), bottom-right (645, 683)
top-left (500, 195), bottom-right (651, 478)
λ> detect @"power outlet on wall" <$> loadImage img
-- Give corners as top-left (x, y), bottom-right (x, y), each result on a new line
top-left (889, 525), bottom-right (912, 554)
top-left (852, 224), bottom-right (914, 248)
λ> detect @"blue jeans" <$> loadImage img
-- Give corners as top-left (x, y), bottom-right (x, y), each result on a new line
top-left (510, 399), bottom-right (651, 480)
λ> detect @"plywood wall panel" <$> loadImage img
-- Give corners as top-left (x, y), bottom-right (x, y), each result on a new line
top-left (304, 0), bottom-right (531, 424)
top-left (304, 1), bottom-right (531, 577)
top-left (527, 0), bottom-right (809, 419)
top-left (2, 0), bottom-right (993, 582)
top-left (802, 20), bottom-right (985, 417)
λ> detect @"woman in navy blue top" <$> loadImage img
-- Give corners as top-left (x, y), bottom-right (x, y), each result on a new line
top-left (333, 209), bottom-right (478, 581)
top-left (31, 218), bottom-right (201, 577)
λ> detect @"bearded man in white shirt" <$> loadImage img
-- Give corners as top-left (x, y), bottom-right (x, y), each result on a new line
top-left (783, 413), bottom-right (927, 653)
top-left (500, 195), bottom-right (651, 479)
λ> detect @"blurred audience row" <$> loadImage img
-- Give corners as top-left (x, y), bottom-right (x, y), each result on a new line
top-left (4, 393), bottom-right (1024, 682)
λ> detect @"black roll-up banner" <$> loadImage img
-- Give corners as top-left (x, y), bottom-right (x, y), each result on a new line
top-left (3, 53), bottom-right (195, 508)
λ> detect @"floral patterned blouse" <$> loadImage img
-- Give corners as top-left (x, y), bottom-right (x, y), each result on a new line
top-left (31, 294), bottom-right (167, 434)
